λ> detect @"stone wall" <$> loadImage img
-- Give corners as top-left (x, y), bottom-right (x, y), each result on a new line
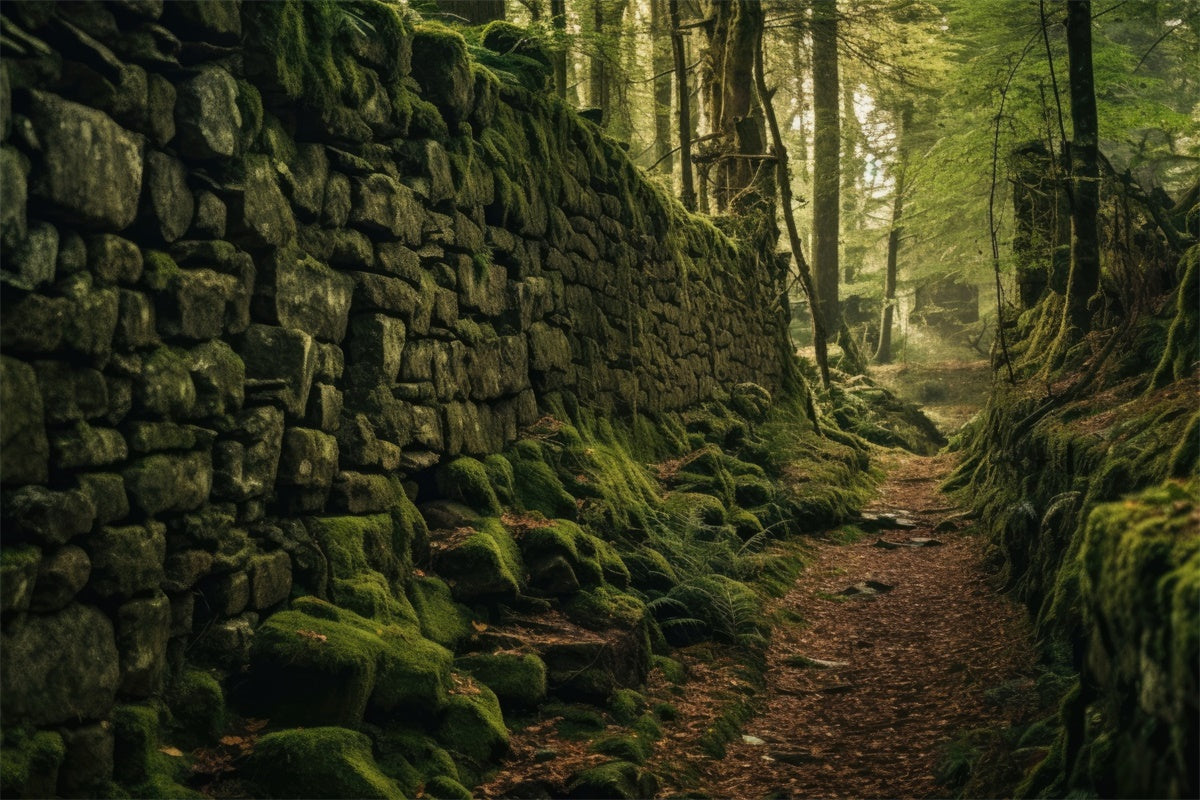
top-left (0, 1), bottom-right (790, 794)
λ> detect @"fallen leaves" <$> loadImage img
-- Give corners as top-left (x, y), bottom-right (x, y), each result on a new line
top-left (295, 629), bottom-right (327, 643)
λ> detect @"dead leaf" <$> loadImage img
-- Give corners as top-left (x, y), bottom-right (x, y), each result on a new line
top-left (472, 620), bottom-right (488, 632)
top-left (159, 745), bottom-right (184, 758)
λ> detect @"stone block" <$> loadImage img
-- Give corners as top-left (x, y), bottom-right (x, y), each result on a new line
top-left (270, 249), bottom-right (354, 342)
top-left (174, 66), bottom-right (240, 159)
top-left (87, 234), bottom-right (142, 285)
top-left (305, 383), bottom-right (343, 433)
top-left (349, 173), bottom-right (421, 243)
top-left (51, 422), bottom-right (128, 470)
top-left (345, 313), bottom-right (406, 384)
top-left (374, 241), bottom-right (421, 281)
top-left (0, 603), bottom-right (120, 726)
top-left (30, 545), bottom-right (91, 613)
top-left (114, 289), bottom-right (157, 350)
top-left (27, 91), bottom-right (143, 230)
top-left (2, 485), bottom-right (96, 546)
top-left (282, 143), bottom-right (327, 221)
top-left (321, 171), bottom-right (351, 227)
top-left (230, 154), bottom-right (295, 249)
top-left (191, 190), bottom-right (226, 238)
top-left (115, 591), bottom-right (170, 696)
top-left (313, 342), bottom-right (345, 383)
top-left (212, 406), bottom-right (284, 501)
top-left (187, 340), bottom-right (245, 416)
top-left (135, 346), bottom-right (197, 419)
top-left (34, 361), bottom-right (108, 424)
top-left (1, 294), bottom-right (68, 355)
top-left (277, 427), bottom-right (338, 489)
top-left (123, 451), bottom-right (212, 516)
top-left (75, 473), bottom-right (129, 526)
top-left (528, 322), bottom-right (572, 372)
top-left (59, 723), bottom-right (114, 796)
top-left (249, 550), bottom-right (291, 609)
top-left (3, 220), bottom-right (58, 290)
top-left (349, 271), bottom-right (420, 319)
top-left (241, 324), bottom-right (317, 419)
top-left (0, 145), bottom-right (27, 252)
top-left (86, 522), bottom-right (165, 597)
top-left (140, 150), bottom-right (193, 243)
top-left (330, 471), bottom-right (401, 514)
top-left (61, 274), bottom-right (120, 364)
top-left (163, 549), bottom-right (213, 593)
top-left (123, 421), bottom-right (203, 453)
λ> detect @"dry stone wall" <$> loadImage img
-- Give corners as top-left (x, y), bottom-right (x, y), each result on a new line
top-left (0, 0), bottom-right (790, 793)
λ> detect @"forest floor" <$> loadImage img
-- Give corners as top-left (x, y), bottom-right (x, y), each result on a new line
top-left (670, 449), bottom-right (1041, 799)
top-left (481, 448), bottom-right (1044, 800)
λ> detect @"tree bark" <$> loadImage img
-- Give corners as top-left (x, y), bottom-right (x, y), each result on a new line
top-left (452, 0), bottom-right (506, 24)
top-left (841, 80), bottom-right (861, 283)
top-left (651, 0), bottom-right (673, 175)
top-left (1063, 0), bottom-right (1101, 334)
top-left (702, 0), bottom-right (764, 212)
top-left (811, 0), bottom-right (841, 334)
top-left (754, 25), bottom-right (831, 389)
top-left (876, 103), bottom-right (911, 365)
top-left (551, 0), bottom-right (568, 100)
top-left (668, 0), bottom-right (696, 210)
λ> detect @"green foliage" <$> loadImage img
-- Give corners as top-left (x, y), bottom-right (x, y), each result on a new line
top-left (455, 652), bottom-right (548, 710)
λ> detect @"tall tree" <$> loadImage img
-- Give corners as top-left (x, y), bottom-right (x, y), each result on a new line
top-left (755, 28), bottom-right (832, 389)
top-left (651, 0), bottom-right (674, 175)
top-left (668, 0), bottom-right (696, 209)
top-left (811, 0), bottom-right (841, 334)
top-left (876, 101), bottom-right (912, 364)
top-left (1061, 0), bottom-right (1100, 335)
top-left (550, 0), bottom-right (568, 99)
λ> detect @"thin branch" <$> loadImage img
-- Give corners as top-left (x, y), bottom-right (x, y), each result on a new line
top-left (1134, 21), bottom-right (1180, 71)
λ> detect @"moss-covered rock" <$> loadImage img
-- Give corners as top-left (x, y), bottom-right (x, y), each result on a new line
top-left (409, 575), bottom-right (471, 650)
top-left (306, 514), bottom-right (417, 624)
top-left (166, 668), bottom-right (226, 744)
top-left (436, 457), bottom-right (502, 515)
top-left (249, 597), bottom-right (452, 727)
top-left (434, 517), bottom-right (523, 601)
top-left (455, 651), bottom-right (547, 711)
top-left (0, 730), bottom-right (65, 799)
top-left (248, 727), bottom-right (401, 799)
top-left (436, 681), bottom-right (508, 785)
top-left (505, 440), bottom-right (577, 519)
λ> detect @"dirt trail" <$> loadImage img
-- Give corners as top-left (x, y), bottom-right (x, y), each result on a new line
top-left (692, 450), bottom-right (1038, 799)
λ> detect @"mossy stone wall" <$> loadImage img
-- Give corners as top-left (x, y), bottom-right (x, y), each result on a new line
top-left (0, 1), bottom-right (791, 795)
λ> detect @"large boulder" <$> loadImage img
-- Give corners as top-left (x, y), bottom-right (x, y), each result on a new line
top-left (174, 66), bottom-right (241, 159)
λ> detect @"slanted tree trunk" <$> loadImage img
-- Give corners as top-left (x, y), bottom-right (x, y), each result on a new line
top-left (811, 0), bottom-right (841, 335)
top-left (754, 25), bottom-right (831, 389)
top-left (668, 0), bottom-right (696, 209)
top-left (876, 103), bottom-right (912, 365)
top-left (1062, 0), bottom-right (1101, 335)
top-left (453, 0), bottom-right (505, 24)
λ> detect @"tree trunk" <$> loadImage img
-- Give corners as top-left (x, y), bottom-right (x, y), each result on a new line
top-left (811, 0), bottom-right (841, 335)
top-left (551, 0), bottom-right (568, 100)
top-left (651, 0), bottom-right (673, 175)
top-left (589, 0), bottom-right (607, 109)
top-left (702, 0), bottom-right (764, 212)
top-left (876, 103), bottom-right (912, 365)
top-left (754, 24), bottom-right (831, 389)
top-left (452, 0), bottom-right (506, 24)
top-left (668, 0), bottom-right (696, 210)
top-left (841, 80), bottom-right (861, 283)
top-left (1063, 0), bottom-right (1100, 334)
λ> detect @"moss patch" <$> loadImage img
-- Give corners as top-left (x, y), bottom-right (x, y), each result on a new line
top-left (247, 727), bottom-right (400, 799)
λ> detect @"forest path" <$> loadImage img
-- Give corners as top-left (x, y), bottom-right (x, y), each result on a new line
top-left (687, 449), bottom-right (1039, 799)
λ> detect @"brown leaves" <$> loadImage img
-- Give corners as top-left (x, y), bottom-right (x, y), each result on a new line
top-left (295, 628), bottom-right (327, 643)
top-left (501, 511), bottom-right (554, 536)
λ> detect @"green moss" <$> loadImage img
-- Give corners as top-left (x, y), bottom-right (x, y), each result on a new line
top-left (248, 727), bottom-right (400, 799)
top-left (409, 575), bottom-right (471, 650)
top-left (592, 733), bottom-right (652, 764)
top-left (546, 703), bottom-right (606, 738)
top-left (482, 454), bottom-right (515, 506)
top-left (653, 701), bottom-right (680, 721)
top-left (436, 517), bottom-right (523, 601)
top-left (455, 652), bottom-right (547, 711)
top-left (250, 597), bottom-right (452, 727)
top-left (0, 730), bottom-right (64, 798)
top-left (142, 250), bottom-right (181, 291)
top-left (651, 655), bottom-right (687, 684)
top-left (566, 760), bottom-right (648, 800)
top-left (436, 457), bottom-right (502, 516)
top-left (624, 546), bottom-right (678, 593)
top-left (436, 681), bottom-right (508, 785)
top-left (505, 441), bottom-right (577, 519)
top-left (308, 514), bottom-right (416, 625)
top-left (663, 491), bottom-right (727, 527)
top-left (426, 774), bottom-right (472, 799)
top-left (608, 689), bottom-right (645, 725)
top-left (167, 668), bottom-right (226, 743)
top-left (372, 726), bottom-right (459, 794)
top-left (564, 585), bottom-right (646, 631)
